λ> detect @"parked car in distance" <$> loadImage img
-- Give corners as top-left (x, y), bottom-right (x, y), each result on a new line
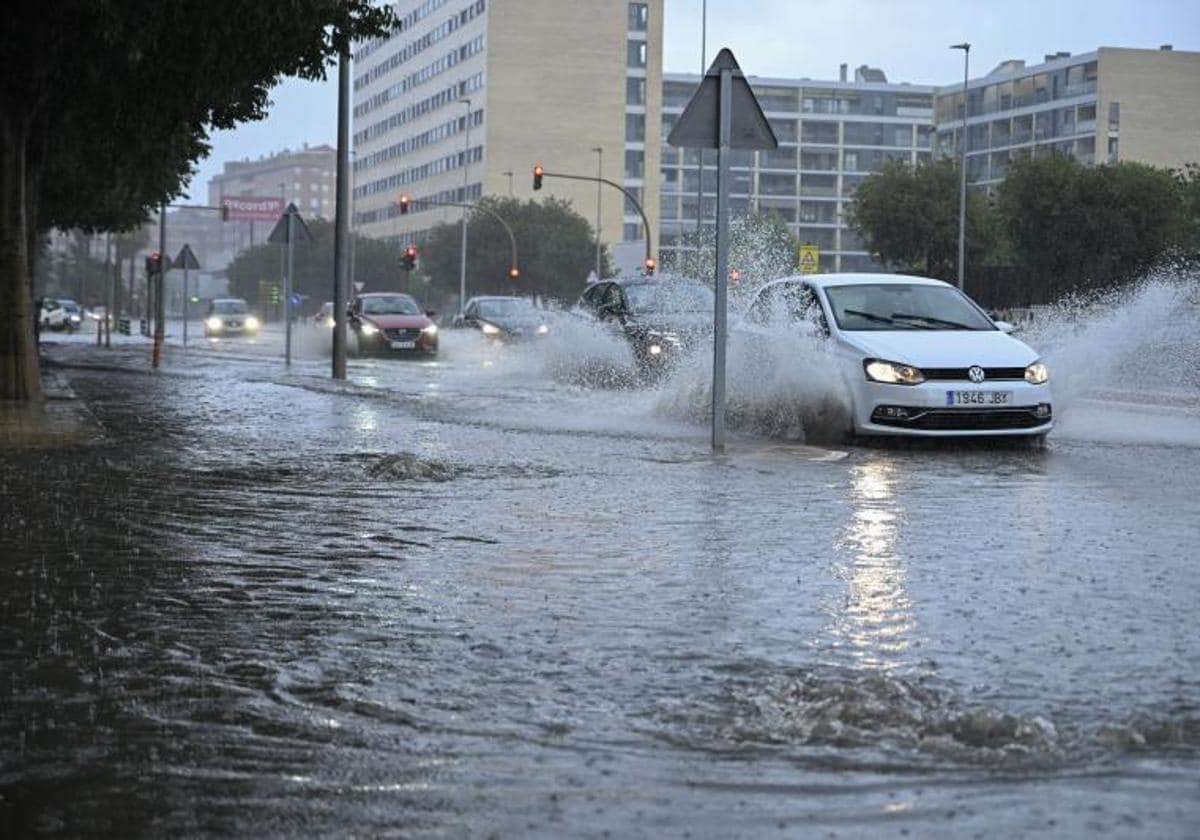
top-left (204, 298), bottom-right (260, 338)
top-left (454, 296), bottom-right (551, 341)
top-left (573, 276), bottom-right (714, 377)
top-left (348, 292), bottom-right (438, 356)
top-left (738, 273), bottom-right (1053, 439)
top-left (39, 298), bottom-right (83, 331)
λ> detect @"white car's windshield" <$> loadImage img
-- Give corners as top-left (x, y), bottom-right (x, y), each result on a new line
top-left (362, 295), bottom-right (421, 315)
top-left (824, 283), bottom-right (994, 331)
top-left (478, 299), bottom-right (534, 319)
top-left (624, 282), bottom-right (713, 314)
top-left (211, 300), bottom-right (248, 315)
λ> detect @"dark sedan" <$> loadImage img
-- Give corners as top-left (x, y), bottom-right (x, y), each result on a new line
top-left (454, 296), bottom-right (551, 342)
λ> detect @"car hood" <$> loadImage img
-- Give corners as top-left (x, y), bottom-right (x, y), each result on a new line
top-left (840, 329), bottom-right (1039, 367)
top-left (364, 314), bottom-right (430, 329)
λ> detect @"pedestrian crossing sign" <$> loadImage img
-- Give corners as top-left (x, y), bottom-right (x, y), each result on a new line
top-left (798, 244), bottom-right (819, 274)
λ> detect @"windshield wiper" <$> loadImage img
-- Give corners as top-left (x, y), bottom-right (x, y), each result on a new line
top-left (843, 309), bottom-right (927, 329)
top-left (891, 312), bottom-right (977, 330)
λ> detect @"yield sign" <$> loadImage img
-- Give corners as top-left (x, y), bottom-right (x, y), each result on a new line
top-left (174, 243), bottom-right (201, 271)
top-left (267, 202), bottom-right (314, 244)
top-left (667, 49), bottom-right (777, 151)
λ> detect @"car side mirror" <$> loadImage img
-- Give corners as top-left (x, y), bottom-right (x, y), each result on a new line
top-left (994, 320), bottom-right (1015, 334)
top-left (425, 310), bottom-right (437, 319)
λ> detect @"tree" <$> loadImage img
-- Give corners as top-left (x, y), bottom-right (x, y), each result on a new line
top-left (997, 155), bottom-right (1184, 294)
top-left (663, 211), bottom-right (799, 298)
top-left (226, 219), bottom-right (409, 310)
top-left (847, 158), bottom-right (997, 280)
top-left (1171, 162), bottom-right (1200, 257)
top-left (2, 2), bottom-right (394, 401)
top-left (417, 197), bottom-right (607, 310)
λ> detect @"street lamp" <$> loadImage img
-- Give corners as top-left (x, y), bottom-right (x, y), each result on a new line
top-left (695, 0), bottom-right (708, 237)
top-left (592, 146), bottom-right (603, 280)
top-left (458, 98), bottom-right (472, 315)
top-left (951, 42), bottom-right (970, 291)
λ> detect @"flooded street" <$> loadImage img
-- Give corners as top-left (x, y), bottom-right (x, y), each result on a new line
top-left (3, 315), bottom-right (1200, 838)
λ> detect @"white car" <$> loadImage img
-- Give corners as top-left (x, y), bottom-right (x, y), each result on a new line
top-left (740, 273), bottom-right (1053, 439)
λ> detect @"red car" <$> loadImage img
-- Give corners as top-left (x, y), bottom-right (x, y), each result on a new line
top-left (348, 292), bottom-right (438, 356)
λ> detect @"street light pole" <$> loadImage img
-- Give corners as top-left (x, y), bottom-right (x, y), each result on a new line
top-left (458, 98), bottom-right (472, 316)
top-left (951, 42), bottom-right (970, 291)
top-left (592, 146), bottom-right (603, 279)
top-left (502, 170), bottom-right (513, 196)
top-left (695, 0), bottom-right (707, 238)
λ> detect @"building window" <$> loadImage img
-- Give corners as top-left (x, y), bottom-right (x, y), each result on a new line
top-left (625, 149), bottom-right (644, 179)
top-left (625, 113), bottom-right (645, 142)
top-left (627, 3), bottom-right (648, 31)
top-left (626, 77), bottom-right (645, 105)
top-left (624, 222), bottom-right (642, 241)
top-left (626, 40), bottom-right (647, 69)
top-left (800, 121), bottom-right (839, 145)
top-left (1108, 101), bottom-right (1120, 132)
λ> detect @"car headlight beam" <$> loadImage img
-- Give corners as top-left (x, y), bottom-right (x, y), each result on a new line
top-left (421, 323), bottom-right (438, 336)
top-left (361, 322), bottom-right (379, 336)
top-left (206, 316), bottom-right (222, 330)
top-left (864, 359), bottom-right (925, 385)
top-left (1025, 361), bottom-right (1049, 384)
top-left (244, 316), bottom-right (260, 330)
top-left (536, 324), bottom-right (550, 336)
top-left (481, 323), bottom-right (500, 335)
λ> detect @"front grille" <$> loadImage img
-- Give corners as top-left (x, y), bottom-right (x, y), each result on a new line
top-left (384, 327), bottom-right (421, 341)
top-left (872, 405), bottom-right (1051, 431)
top-left (922, 367), bottom-right (1026, 381)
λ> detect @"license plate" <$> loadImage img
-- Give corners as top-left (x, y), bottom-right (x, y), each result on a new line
top-left (390, 340), bottom-right (416, 349)
top-left (946, 390), bottom-right (1012, 406)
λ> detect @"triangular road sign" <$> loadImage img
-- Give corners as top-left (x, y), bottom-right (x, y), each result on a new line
top-left (667, 48), bottom-right (777, 150)
top-left (175, 243), bottom-right (201, 271)
top-left (267, 202), bottom-right (315, 244)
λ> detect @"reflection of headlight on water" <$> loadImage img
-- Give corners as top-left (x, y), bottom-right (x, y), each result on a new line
top-left (206, 316), bottom-right (222, 330)
top-left (536, 324), bottom-right (550, 335)
top-left (481, 323), bottom-right (500, 336)
top-left (244, 316), bottom-right (260, 330)
top-left (421, 323), bottom-right (438, 335)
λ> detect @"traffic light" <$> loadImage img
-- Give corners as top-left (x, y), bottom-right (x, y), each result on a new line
top-left (644, 255), bottom-right (656, 275)
top-left (729, 268), bottom-right (741, 286)
top-left (398, 194), bottom-right (411, 214)
top-left (144, 251), bottom-right (162, 277)
top-left (269, 284), bottom-right (280, 305)
top-left (533, 165), bottom-right (544, 191)
top-left (508, 266), bottom-right (519, 280)
top-left (402, 244), bottom-right (418, 271)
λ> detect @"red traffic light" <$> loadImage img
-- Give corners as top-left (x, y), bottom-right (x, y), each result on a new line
top-left (533, 165), bottom-right (544, 191)
top-left (729, 268), bottom-right (741, 285)
top-left (398, 194), bottom-right (411, 214)
top-left (644, 256), bottom-right (656, 275)
top-left (405, 245), bottom-right (417, 258)
top-left (508, 266), bottom-right (520, 279)
top-left (402, 244), bottom-right (418, 270)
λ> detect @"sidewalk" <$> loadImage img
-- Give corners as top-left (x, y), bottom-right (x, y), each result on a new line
top-left (0, 365), bottom-right (104, 448)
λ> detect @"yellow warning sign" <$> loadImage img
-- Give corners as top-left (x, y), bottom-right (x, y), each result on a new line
top-left (798, 244), bottom-right (820, 274)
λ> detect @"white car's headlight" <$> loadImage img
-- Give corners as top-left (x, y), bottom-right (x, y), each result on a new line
top-left (206, 316), bottom-right (222, 330)
top-left (244, 316), bottom-right (260, 330)
top-left (421, 323), bottom-right (438, 336)
top-left (361, 322), bottom-right (379, 336)
top-left (535, 323), bottom-right (550, 335)
top-left (864, 359), bottom-right (925, 385)
top-left (481, 323), bottom-right (500, 335)
top-left (1025, 361), bottom-right (1049, 384)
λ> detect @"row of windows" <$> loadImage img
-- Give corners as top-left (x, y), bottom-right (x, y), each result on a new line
top-left (661, 170), bottom-right (878, 200)
top-left (935, 101), bottom-right (1106, 154)
top-left (356, 0), bottom-right (452, 62)
top-left (354, 145), bottom-right (483, 200)
top-left (662, 81), bottom-right (933, 117)
top-left (355, 35), bottom-right (485, 119)
top-left (661, 115), bottom-right (932, 148)
top-left (354, 0), bottom-right (486, 92)
top-left (356, 108), bottom-right (483, 174)
top-left (354, 72), bottom-right (483, 146)
top-left (659, 148), bottom-right (931, 183)
top-left (355, 183), bottom-right (482, 227)
top-left (936, 61), bottom-right (1099, 122)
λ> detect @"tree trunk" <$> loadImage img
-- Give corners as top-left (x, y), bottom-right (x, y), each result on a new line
top-left (0, 119), bottom-right (43, 402)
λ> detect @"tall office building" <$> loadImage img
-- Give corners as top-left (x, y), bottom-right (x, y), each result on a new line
top-left (934, 46), bottom-right (1200, 187)
top-left (352, 0), bottom-right (663, 267)
top-left (659, 66), bottom-right (934, 272)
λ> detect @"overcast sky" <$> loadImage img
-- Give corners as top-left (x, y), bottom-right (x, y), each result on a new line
top-left (185, 0), bottom-right (1198, 196)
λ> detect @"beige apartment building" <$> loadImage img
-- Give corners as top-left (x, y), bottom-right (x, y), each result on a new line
top-left (351, 0), bottom-right (663, 265)
top-left (934, 46), bottom-right (1200, 187)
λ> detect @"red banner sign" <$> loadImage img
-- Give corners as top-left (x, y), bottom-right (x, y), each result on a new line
top-left (220, 196), bottom-right (285, 222)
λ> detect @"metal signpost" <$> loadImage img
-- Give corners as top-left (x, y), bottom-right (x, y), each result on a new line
top-left (667, 48), bottom-right (777, 453)
top-left (174, 244), bottom-right (201, 347)
top-left (268, 203), bottom-right (313, 367)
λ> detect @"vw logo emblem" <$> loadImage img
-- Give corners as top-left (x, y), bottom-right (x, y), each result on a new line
top-left (968, 365), bottom-right (986, 383)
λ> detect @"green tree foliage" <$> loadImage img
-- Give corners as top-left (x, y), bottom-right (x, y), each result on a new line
top-left (226, 219), bottom-right (410, 311)
top-left (1171, 162), bottom-right (1200, 256)
top-left (664, 211), bottom-right (800, 296)
top-left (1, 1), bottom-right (395, 400)
top-left (996, 155), bottom-right (1185, 292)
top-left (847, 158), bottom-right (998, 280)
top-left (417, 197), bottom-right (607, 310)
